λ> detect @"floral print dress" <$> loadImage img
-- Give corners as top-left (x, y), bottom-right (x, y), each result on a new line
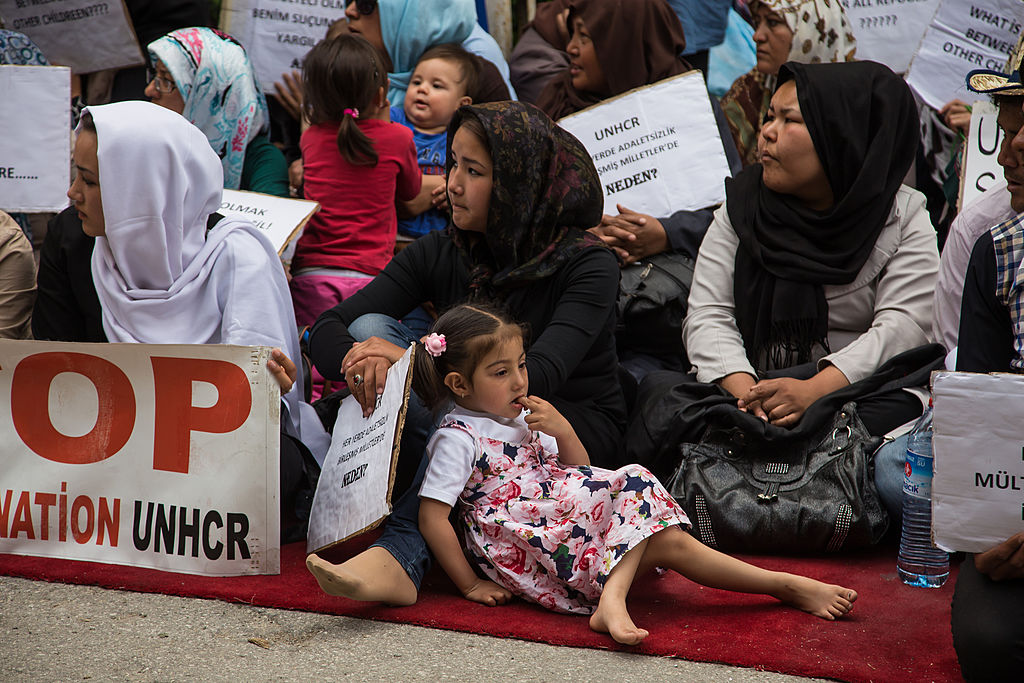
top-left (430, 411), bottom-right (690, 615)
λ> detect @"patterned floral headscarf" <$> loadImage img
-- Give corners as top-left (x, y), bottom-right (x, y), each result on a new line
top-left (0, 30), bottom-right (48, 65)
top-left (445, 102), bottom-right (605, 294)
top-left (721, 0), bottom-right (856, 167)
top-left (756, 0), bottom-right (856, 65)
top-left (148, 27), bottom-right (269, 190)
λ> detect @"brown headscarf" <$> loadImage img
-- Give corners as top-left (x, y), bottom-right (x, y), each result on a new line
top-left (531, 0), bottom-right (572, 50)
top-left (535, 0), bottom-right (690, 120)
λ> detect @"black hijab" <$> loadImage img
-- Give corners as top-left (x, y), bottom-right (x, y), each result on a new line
top-left (445, 101), bottom-right (605, 298)
top-left (726, 61), bottom-right (919, 371)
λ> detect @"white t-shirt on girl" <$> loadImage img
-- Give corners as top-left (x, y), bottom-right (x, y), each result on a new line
top-left (419, 406), bottom-right (559, 506)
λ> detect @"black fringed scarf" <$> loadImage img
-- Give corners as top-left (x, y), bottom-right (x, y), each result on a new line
top-left (727, 61), bottom-right (919, 371)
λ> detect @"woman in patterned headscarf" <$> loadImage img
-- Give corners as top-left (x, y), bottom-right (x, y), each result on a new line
top-left (720, 0), bottom-right (856, 167)
top-left (305, 101), bottom-right (626, 607)
top-left (146, 27), bottom-right (289, 195)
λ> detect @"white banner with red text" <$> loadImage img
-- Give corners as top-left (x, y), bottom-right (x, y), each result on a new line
top-left (0, 340), bottom-right (281, 576)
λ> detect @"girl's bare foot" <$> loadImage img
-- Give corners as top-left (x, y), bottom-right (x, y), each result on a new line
top-left (306, 554), bottom-right (364, 597)
top-left (589, 600), bottom-right (650, 645)
top-left (773, 573), bottom-right (857, 620)
top-left (305, 548), bottom-right (418, 605)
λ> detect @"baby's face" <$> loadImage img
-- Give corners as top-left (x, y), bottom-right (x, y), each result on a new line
top-left (403, 58), bottom-right (471, 135)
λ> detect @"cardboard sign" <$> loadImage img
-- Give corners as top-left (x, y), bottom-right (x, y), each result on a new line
top-left (0, 340), bottom-right (281, 576)
top-left (0, 0), bottom-right (144, 73)
top-left (959, 100), bottom-right (1006, 211)
top-left (220, 0), bottom-right (346, 93)
top-left (839, 0), bottom-right (940, 74)
top-left (220, 189), bottom-right (318, 255)
top-left (906, 0), bottom-right (1023, 110)
top-left (932, 371), bottom-right (1024, 553)
top-left (0, 65), bottom-right (70, 212)
top-left (558, 72), bottom-right (729, 216)
top-left (307, 346), bottom-right (414, 553)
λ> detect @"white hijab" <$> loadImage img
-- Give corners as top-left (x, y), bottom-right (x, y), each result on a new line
top-left (87, 101), bottom-right (329, 462)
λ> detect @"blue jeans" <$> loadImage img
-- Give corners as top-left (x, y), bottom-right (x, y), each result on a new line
top-left (873, 433), bottom-right (909, 526)
top-left (348, 314), bottom-right (435, 589)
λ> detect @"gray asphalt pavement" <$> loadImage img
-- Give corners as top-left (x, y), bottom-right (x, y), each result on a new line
top-left (0, 576), bottom-right (823, 682)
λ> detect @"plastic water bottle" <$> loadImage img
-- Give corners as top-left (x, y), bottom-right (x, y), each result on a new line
top-left (897, 403), bottom-right (949, 588)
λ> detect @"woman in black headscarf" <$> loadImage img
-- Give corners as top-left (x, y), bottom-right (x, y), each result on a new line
top-left (305, 101), bottom-right (625, 606)
top-left (629, 61), bottom-right (942, 478)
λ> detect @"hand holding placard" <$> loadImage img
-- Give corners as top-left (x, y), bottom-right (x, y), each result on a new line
top-left (307, 346), bottom-right (415, 553)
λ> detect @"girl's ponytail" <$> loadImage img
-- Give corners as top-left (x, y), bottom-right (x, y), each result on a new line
top-left (302, 33), bottom-right (386, 167)
top-left (336, 108), bottom-right (378, 166)
top-left (412, 338), bottom-right (450, 413)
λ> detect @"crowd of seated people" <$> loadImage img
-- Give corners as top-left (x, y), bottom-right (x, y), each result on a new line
top-left (3, 1), bottom-right (1024, 677)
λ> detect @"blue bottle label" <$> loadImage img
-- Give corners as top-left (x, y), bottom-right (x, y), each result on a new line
top-left (903, 451), bottom-right (933, 499)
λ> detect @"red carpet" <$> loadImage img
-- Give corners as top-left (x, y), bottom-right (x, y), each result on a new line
top-left (0, 540), bottom-right (961, 682)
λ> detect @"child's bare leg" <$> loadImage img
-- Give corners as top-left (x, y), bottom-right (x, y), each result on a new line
top-left (306, 547), bottom-right (418, 606)
top-left (590, 538), bottom-right (650, 645)
top-left (642, 527), bottom-right (857, 620)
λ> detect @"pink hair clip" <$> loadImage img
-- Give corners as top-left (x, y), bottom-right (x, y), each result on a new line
top-left (343, 108), bottom-right (360, 118)
top-left (423, 333), bottom-right (446, 357)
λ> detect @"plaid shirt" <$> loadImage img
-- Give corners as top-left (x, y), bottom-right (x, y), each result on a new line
top-left (991, 212), bottom-right (1024, 370)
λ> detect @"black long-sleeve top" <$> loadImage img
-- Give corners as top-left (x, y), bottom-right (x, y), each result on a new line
top-left (33, 207), bottom-right (105, 342)
top-left (957, 232), bottom-right (1015, 373)
top-left (308, 230), bottom-right (628, 466)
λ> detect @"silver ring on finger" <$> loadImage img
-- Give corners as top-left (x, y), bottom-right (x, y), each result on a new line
top-left (352, 373), bottom-right (364, 388)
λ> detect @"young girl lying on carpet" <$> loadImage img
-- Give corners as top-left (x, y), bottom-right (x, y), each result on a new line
top-left (407, 302), bottom-right (857, 645)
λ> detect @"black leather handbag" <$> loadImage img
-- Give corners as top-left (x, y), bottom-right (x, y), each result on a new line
top-left (667, 402), bottom-right (889, 554)
top-left (616, 251), bottom-right (695, 363)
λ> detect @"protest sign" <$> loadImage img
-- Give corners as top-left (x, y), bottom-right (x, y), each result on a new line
top-left (220, 189), bottom-right (318, 255)
top-left (0, 65), bottom-right (70, 212)
top-left (558, 71), bottom-right (729, 216)
top-left (932, 371), bottom-right (1024, 553)
top-left (0, 340), bottom-right (281, 576)
top-left (0, 0), bottom-right (143, 73)
top-left (906, 0), bottom-right (1023, 110)
top-left (307, 346), bottom-right (414, 553)
top-left (839, 0), bottom-right (940, 74)
top-left (959, 100), bottom-right (1005, 211)
top-left (220, 0), bottom-right (346, 93)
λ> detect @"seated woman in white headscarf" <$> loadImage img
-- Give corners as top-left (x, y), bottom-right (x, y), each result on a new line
top-left (67, 100), bottom-right (330, 541)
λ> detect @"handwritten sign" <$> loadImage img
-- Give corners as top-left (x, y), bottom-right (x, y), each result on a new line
top-left (558, 72), bottom-right (729, 216)
top-left (906, 0), bottom-right (1023, 110)
top-left (220, 0), bottom-right (346, 93)
top-left (0, 340), bottom-right (280, 576)
top-left (307, 346), bottom-right (414, 553)
top-left (220, 189), bottom-right (318, 255)
top-left (839, 0), bottom-right (940, 74)
top-left (0, 0), bottom-right (143, 73)
top-left (0, 65), bottom-right (70, 212)
top-left (932, 371), bottom-right (1024, 553)
top-left (959, 100), bottom-right (1006, 211)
